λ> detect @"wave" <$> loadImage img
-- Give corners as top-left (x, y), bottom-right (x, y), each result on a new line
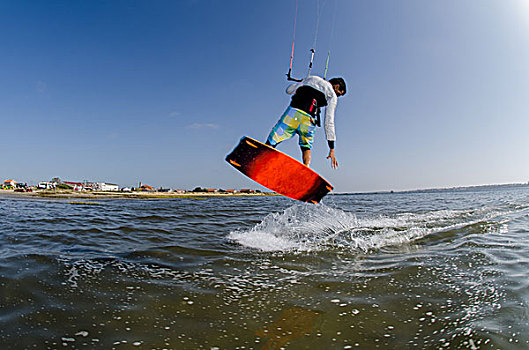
top-left (228, 203), bottom-right (515, 252)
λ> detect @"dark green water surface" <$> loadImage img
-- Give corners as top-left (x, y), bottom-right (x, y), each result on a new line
top-left (1, 185), bottom-right (529, 349)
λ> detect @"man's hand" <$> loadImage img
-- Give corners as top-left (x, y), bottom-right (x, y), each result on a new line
top-left (326, 149), bottom-right (338, 169)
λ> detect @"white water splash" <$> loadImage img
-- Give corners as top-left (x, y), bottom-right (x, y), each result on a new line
top-left (228, 203), bottom-right (508, 252)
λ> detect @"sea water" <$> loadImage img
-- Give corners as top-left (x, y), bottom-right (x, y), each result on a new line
top-left (1, 185), bottom-right (529, 349)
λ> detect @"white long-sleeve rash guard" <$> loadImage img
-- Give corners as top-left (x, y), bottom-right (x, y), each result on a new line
top-left (286, 75), bottom-right (338, 146)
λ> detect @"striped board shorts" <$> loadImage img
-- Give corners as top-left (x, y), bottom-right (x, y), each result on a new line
top-left (266, 107), bottom-right (317, 149)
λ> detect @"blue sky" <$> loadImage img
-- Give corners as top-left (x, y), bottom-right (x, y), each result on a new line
top-left (2, 0), bottom-right (529, 192)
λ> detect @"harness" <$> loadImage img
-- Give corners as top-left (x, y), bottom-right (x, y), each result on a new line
top-left (290, 85), bottom-right (327, 127)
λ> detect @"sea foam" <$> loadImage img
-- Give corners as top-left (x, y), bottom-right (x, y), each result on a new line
top-left (228, 203), bottom-right (509, 252)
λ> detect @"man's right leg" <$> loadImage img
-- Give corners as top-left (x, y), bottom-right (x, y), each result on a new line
top-left (296, 110), bottom-right (316, 168)
top-left (301, 147), bottom-right (312, 167)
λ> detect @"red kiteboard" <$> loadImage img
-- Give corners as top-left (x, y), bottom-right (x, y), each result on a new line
top-left (225, 136), bottom-right (333, 203)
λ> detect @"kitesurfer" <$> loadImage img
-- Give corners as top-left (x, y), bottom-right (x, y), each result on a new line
top-left (266, 75), bottom-right (346, 169)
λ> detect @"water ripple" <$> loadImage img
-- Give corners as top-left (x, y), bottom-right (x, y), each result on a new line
top-left (2, 187), bottom-right (529, 348)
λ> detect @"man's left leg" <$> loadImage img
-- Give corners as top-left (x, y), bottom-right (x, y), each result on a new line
top-left (266, 107), bottom-right (299, 148)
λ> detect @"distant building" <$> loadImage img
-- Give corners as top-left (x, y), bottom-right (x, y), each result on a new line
top-left (37, 181), bottom-right (55, 190)
top-left (3, 179), bottom-right (16, 188)
top-left (239, 189), bottom-right (261, 193)
top-left (64, 181), bottom-right (84, 191)
top-left (94, 183), bottom-right (119, 191)
top-left (80, 181), bottom-right (95, 191)
top-left (139, 184), bottom-right (155, 192)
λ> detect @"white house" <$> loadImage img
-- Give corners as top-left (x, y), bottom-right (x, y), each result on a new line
top-left (37, 182), bottom-right (55, 190)
top-left (95, 183), bottom-right (119, 192)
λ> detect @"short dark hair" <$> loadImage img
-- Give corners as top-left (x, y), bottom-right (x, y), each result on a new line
top-left (329, 77), bottom-right (346, 95)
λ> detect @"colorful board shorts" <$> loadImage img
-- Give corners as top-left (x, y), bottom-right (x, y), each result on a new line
top-left (266, 107), bottom-right (317, 149)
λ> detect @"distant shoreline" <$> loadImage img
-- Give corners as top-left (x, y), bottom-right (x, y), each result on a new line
top-left (2, 182), bottom-right (527, 200)
top-left (336, 182), bottom-right (529, 196)
top-left (0, 189), bottom-right (279, 200)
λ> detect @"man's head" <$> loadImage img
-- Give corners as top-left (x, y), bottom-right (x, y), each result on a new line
top-left (329, 77), bottom-right (346, 97)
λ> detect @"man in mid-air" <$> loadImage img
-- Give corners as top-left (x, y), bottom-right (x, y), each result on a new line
top-left (266, 75), bottom-right (346, 169)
